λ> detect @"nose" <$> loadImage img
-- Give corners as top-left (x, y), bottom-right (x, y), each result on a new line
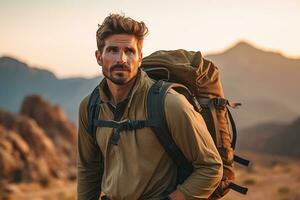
top-left (116, 51), bottom-right (127, 64)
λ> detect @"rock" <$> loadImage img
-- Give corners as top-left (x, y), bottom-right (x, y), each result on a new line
top-left (7, 131), bottom-right (30, 156)
top-left (20, 95), bottom-right (77, 164)
top-left (3, 183), bottom-right (22, 194)
top-left (0, 148), bottom-right (21, 180)
top-left (0, 95), bottom-right (77, 186)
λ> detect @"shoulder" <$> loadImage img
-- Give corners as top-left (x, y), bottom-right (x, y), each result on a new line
top-left (163, 89), bottom-right (205, 127)
top-left (164, 89), bottom-right (194, 113)
top-left (79, 95), bottom-right (91, 113)
top-left (78, 94), bottom-right (91, 124)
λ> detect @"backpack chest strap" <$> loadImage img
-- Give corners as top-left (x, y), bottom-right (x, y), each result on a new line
top-left (94, 119), bottom-right (156, 145)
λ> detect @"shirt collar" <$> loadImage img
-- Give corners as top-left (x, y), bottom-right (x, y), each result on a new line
top-left (98, 69), bottom-right (146, 108)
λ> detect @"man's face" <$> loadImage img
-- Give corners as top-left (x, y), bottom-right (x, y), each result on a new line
top-left (95, 34), bottom-right (142, 85)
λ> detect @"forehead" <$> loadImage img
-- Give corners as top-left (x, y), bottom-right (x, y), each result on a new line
top-left (104, 34), bottom-right (138, 49)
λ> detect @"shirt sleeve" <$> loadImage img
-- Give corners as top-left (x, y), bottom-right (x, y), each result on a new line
top-left (164, 91), bottom-right (223, 199)
top-left (77, 95), bottom-right (102, 200)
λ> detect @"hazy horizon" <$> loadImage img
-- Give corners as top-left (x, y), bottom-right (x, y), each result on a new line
top-left (1, 0), bottom-right (300, 78)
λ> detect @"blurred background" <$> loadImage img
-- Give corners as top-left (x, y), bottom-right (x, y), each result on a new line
top-left (0, 0), bottom-right (300, 199)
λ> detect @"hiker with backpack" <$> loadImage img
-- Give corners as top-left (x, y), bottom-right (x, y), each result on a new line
top-left (77, 14), bottom-right (224, 200)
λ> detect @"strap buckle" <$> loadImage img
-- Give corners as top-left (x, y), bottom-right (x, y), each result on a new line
top-left (212, 97), bottom-right (227, 107)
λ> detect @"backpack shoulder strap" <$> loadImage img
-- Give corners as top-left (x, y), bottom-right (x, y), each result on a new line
top-left (147, 80), bottom-right (196, 184)
top-left (86, 85), bottom-right (105, 194)
top-left (87, 85), bottom-right (101, 138)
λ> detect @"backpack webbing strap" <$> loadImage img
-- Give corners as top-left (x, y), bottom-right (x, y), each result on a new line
top-left (228, 182), bottom-right (248, 194)
top-left (233, 155), bottom-right (250, 166)
top-left (197, 98), bottom-right (227, 148)
top-left (197, 98), bottom-right (240, 148)
top-left (226, 108), bottom-right (237, 149)
top-left (94, 119), bottom-right (156, 145)
top-left (87, 86), bottom-right (101, 138)
top-left (197, 98), bottom-right (250, 166)
top-left (147, 80), bottom-right (193, 184)
top-left (227, 109), bottom-right (250, 167)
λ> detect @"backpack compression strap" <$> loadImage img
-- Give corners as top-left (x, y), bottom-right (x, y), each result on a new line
top-left (196, 98), bottom-right (240, 148)
top-left (147, 80), bottom-right (195, 184)
top-left (227, 109), bottom-right (250, 166)
top-left (197, 98), bottom-right (250, 167)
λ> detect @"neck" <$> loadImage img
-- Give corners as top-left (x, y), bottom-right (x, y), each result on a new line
top-left (106, 76), bottom-right (137, 105)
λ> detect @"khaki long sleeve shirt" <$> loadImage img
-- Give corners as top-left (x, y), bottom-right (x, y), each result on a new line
top-left (77, 70), bottom-right (223, 200)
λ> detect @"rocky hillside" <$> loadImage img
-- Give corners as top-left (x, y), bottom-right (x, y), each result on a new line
top-left (0, 95), bottom-right (76, 193)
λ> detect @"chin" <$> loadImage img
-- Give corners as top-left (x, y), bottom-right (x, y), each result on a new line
top-left (110, 77), bottom-right (131, 85)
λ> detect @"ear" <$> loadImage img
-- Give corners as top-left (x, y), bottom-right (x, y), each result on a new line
top-left (138, 52), bottom-right (143, 67)
top-left (95, 50), bottom-right (102, 66)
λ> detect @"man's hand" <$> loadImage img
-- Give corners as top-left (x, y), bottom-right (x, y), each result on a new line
top-left (168, 189), bottom-right (186, 200)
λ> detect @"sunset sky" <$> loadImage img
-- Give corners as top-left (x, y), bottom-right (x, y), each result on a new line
top-left (1, 0), bottom-right (299, 78)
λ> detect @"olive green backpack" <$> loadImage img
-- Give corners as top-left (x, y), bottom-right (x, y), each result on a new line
top-left (141, 49), bottom-right (249, 199)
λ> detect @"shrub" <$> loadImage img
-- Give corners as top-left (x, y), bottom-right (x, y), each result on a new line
top-left (278, 187), bottom-right (290, 195)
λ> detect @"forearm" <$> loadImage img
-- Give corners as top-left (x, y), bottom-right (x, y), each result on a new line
top-left (165, 92), bottom-right (223, 199)
top-left (172, 126), bottom-right (223, 199)
top-left (177, 161), bottom-right (222, 199)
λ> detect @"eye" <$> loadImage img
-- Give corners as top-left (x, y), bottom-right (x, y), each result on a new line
top-left (107, 47), bottom-right (118, 53)
top-left (125, 48), bottom-right (135, 55)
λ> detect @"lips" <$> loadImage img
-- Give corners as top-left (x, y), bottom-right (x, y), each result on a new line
top-left (112, 67), bottom-right (130, 72)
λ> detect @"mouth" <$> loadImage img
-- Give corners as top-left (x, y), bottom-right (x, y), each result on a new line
top-left (112, 68), bottom-right (130, 72)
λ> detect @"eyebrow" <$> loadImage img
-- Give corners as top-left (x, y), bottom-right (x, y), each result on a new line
top-left (106, 46), bottom-right (118, 49)
top-left (106, 45), bottom-right (136, 51)
top-left (125, 47), bottom-right (136, 51)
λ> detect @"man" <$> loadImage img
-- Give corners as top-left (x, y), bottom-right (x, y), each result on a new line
top-left (77, 14), bottom-right (223, 200)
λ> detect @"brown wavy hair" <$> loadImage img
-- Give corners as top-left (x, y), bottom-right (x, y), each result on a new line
top-left (96, 14), bottom-right (148, 53)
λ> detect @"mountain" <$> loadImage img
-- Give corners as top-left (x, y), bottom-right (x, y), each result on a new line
top-left (238, 117), bottom-right (300, 158)
top-left (0, 41), bottom-right (299, 128)
top-left (0, 56), bottom-right (103, 122)
top-left (206, 41), bottom-right (300, 128)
